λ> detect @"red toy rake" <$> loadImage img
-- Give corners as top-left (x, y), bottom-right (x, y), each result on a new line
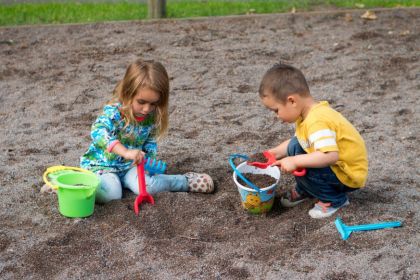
top-left (133, 160), bottom-right (155, 215)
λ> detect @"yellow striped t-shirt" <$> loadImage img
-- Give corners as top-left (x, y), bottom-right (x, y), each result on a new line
top-left (295, 101), bottom-right (368, 188)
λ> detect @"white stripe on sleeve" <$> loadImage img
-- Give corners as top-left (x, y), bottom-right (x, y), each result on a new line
top-left (314, 138), bottom-right (337, 150)
top-left (309, 129), bottom-right (336, 144)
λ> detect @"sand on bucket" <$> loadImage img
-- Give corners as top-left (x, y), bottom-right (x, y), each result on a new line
top-left (232, 161), bottom-right (280, 214)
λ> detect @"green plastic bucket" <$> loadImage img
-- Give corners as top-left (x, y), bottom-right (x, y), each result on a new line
top-left (55, 172), bottom-right (99, 218)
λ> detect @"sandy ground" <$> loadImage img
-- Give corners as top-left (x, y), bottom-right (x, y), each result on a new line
top-left (0, 8), bottom-right (419, 279)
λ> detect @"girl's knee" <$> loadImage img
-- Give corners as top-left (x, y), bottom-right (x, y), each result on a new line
top-left (96, 173), bottom-right (123, 203)
top-left (96, 189), bottom-right (122, 203)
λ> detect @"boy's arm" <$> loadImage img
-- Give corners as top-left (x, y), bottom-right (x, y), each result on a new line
top-left (274, 151), bottom-right (338, 173)
top-left (293, 151), bottom-right (338, 168)
top-left (267, 139), bottom-right (291, 159)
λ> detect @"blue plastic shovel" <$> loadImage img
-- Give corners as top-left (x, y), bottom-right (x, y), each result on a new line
top-left (335, 217), bottom-right (402, 240)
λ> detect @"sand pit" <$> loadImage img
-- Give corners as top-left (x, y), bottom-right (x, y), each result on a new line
top-left (0, 8), bottom-right (419, 279)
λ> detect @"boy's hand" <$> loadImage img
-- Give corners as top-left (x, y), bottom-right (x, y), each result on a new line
top-left (124, 149), bottom-right (145, 166)
top-left (274, 157), bottom-right (299, 173)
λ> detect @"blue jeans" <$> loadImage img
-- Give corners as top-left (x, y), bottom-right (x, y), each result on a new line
top-left (287, 137), bottom-right (356, 207)
top-left (95, 166), bottom-right (188, 203)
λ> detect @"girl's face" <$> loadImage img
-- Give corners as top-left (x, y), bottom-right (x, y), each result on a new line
top-left (132, 87), bottom-right (160, 118)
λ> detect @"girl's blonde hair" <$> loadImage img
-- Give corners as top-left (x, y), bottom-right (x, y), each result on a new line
top-left (111, 59), bottom-right (169, 139)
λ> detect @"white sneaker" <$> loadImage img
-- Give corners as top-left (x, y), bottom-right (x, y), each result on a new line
top-left (308, 199), bottom-right (349, 219)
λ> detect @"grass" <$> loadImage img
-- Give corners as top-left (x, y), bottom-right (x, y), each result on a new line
top-left (0, 3), bottom-right (148, 26)
top-left (0, 0), bottom-right (419, 26)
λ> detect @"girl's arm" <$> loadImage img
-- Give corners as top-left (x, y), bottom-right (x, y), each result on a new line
top-left (142, 126), bottom-right (158, 158)
top-left (91, 105), bottom-right (121, 152)
top-left (143, 136), bottom-right (157, 158)
top-left (111, 142), bottom-right (145, 165)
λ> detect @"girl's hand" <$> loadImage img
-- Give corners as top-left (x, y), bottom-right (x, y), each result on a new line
top-left (273, 157), bottom-right (299, 173)
top-left (124, 149), bottom-right (145, 166)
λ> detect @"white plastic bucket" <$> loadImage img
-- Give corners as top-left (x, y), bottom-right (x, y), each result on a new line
top-left (233, 162), bottom-right (280, 214)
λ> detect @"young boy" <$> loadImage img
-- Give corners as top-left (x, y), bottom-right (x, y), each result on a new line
top-left (258, 63), bottom-right (368, 218)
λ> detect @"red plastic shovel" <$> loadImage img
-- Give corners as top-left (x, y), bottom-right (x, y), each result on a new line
top-left (247, 151), bottom-right (306, 177)
top-left (134, 160), bottom-right (155, 215)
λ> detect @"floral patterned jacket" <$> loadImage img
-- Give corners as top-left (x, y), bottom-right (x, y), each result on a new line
top-left (80, 103), bottom-right (157, 173)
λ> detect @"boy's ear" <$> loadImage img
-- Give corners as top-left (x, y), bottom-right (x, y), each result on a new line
top-left (287, 95), bottom-right (297, 105)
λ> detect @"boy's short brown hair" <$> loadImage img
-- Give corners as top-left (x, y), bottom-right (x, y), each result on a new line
top-left (259, 63), bottom-right (310, 102)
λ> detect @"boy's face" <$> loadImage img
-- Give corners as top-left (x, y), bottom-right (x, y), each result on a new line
top-left (261, 91), bottom-right (300, 123)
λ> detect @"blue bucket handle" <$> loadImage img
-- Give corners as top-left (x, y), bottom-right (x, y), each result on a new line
top-left (229, 153), bottom-right (265, 193)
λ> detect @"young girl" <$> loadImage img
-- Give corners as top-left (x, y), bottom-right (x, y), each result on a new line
top-left (80, 59), bottom-right (214, 203)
